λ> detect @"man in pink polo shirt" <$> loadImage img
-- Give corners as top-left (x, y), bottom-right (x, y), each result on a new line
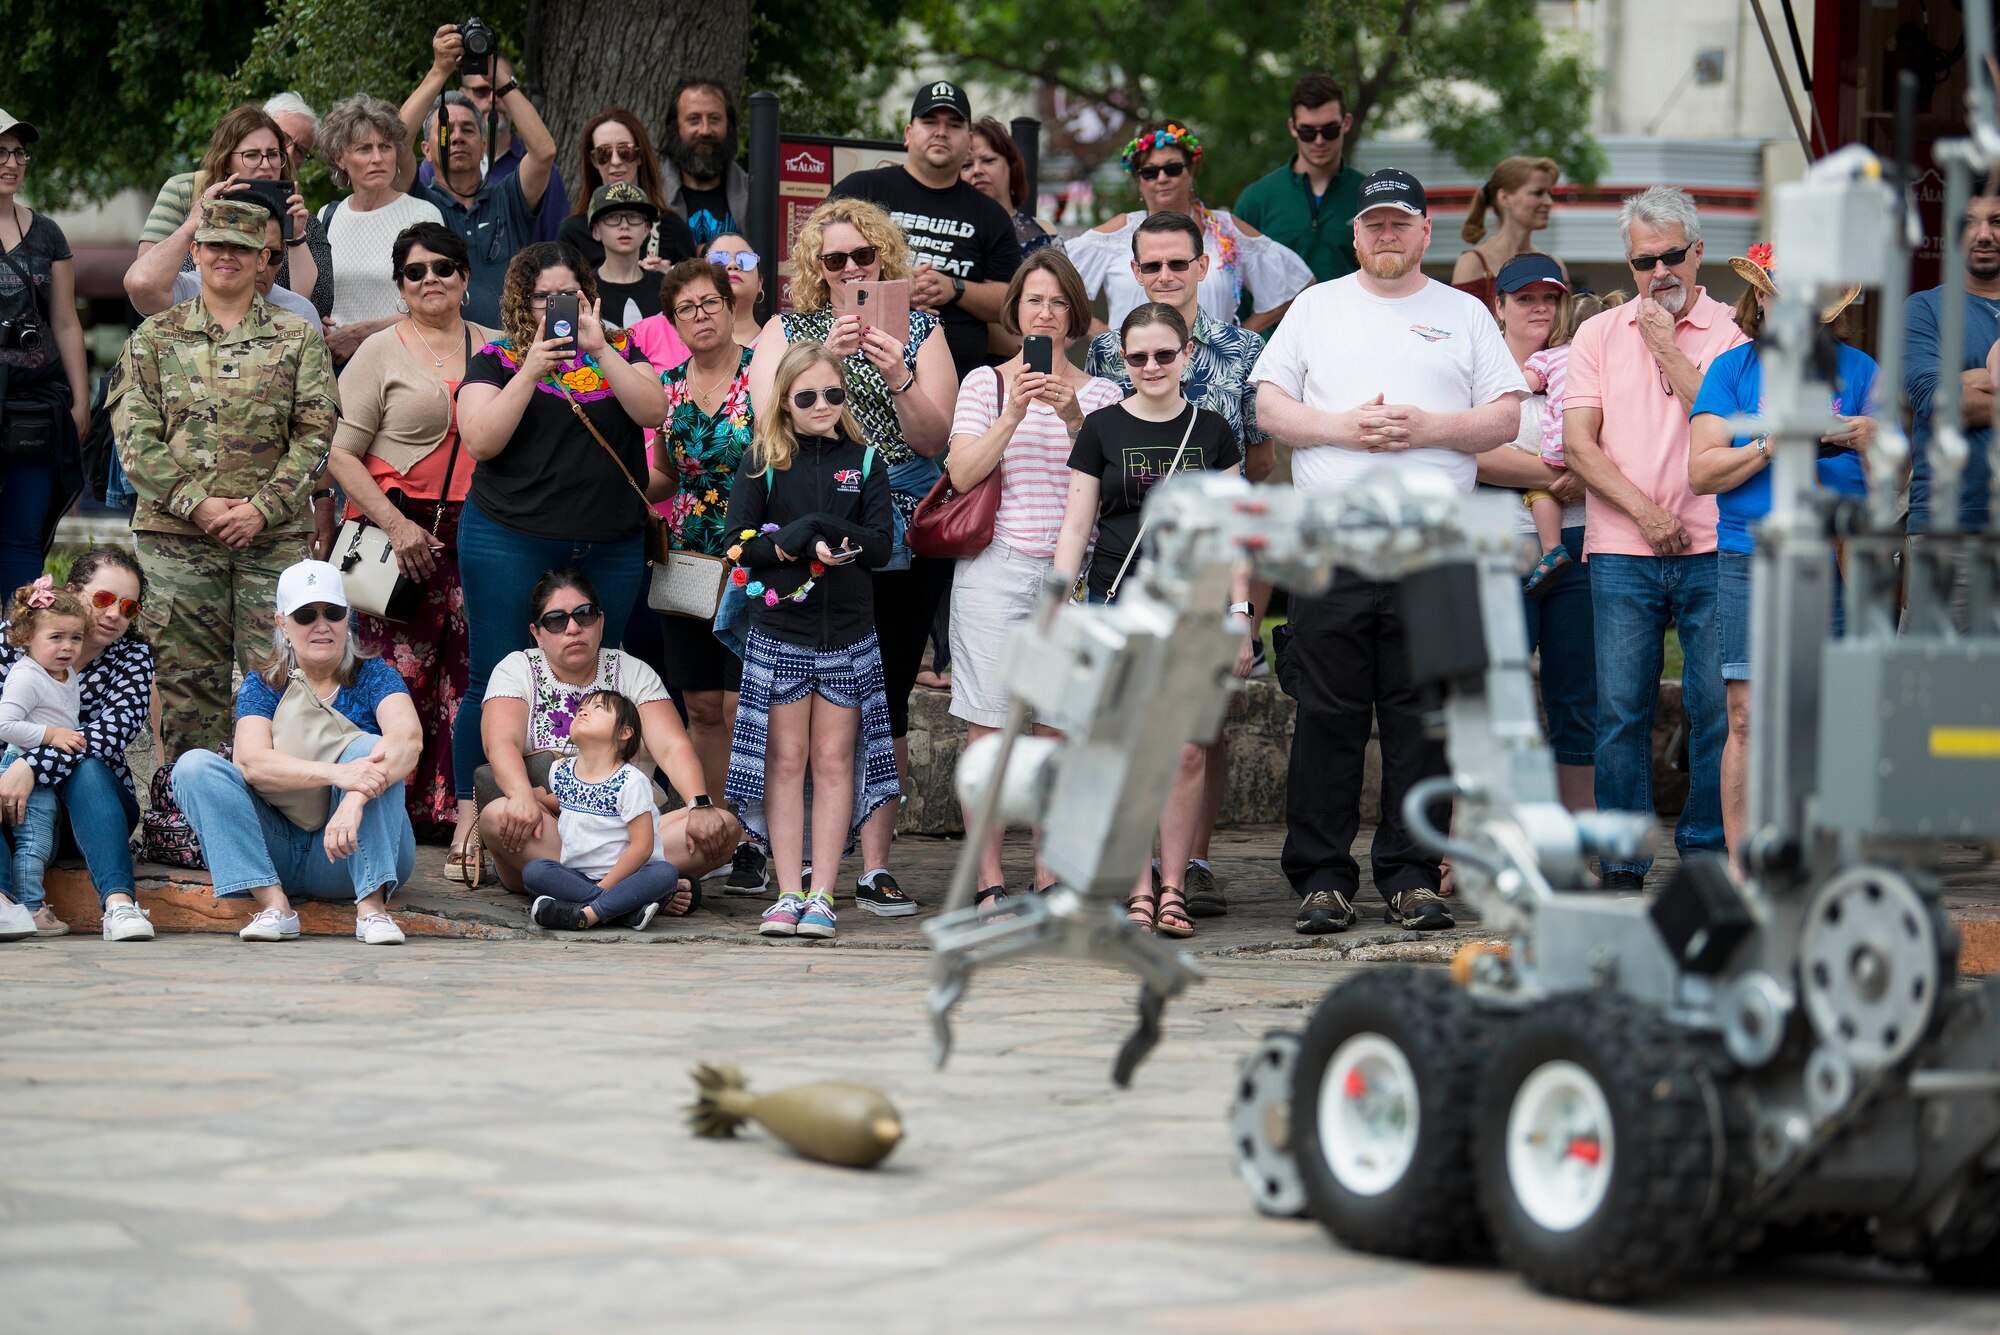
top-left (1564, 185), bottom-right (1745, 890)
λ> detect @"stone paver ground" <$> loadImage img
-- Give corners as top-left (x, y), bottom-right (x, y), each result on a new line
top-left (6, 934), bottom-right (2000, 1334)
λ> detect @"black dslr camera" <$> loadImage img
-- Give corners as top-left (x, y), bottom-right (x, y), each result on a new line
top-left (459, 16), bottom-right (497, 78)
top-left (0, 317), bottom-right (41, 354)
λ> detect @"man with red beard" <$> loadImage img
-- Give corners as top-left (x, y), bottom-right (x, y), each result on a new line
top-left (1253, 168), bottom-right (1526, 934)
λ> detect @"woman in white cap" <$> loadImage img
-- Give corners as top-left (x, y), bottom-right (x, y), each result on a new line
top-left (171, 560), bottom-right (422, 944)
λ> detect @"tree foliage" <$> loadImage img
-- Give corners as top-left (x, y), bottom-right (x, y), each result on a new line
top-left (924, 0), bottom-right (1602, 208)
top-left (747, 0), bottom-right (947, 141)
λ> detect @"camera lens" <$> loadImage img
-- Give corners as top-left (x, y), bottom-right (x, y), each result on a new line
top-left (17, 324), bottom-right (40, 353)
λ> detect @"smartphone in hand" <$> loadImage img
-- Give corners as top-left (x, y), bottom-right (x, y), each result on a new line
top-left (543, 293), bottom-right (580, 348)
top-left (1023, 334), bottom-right (1053, 376)
top-left (852, 279), bottom-right (911, 338)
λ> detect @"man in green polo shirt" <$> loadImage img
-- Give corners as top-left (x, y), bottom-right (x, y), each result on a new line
top-left (1233, 74), bottom-right (1366, 284)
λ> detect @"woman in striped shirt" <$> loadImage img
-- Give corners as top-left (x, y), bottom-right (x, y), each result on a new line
top-left (942, 249), bottom-right (1123, 905)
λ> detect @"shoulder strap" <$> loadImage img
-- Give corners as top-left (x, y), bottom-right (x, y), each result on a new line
top-left (318, 200), bottom-right (339, 231)
top-left (1105, 405), bottom-right (1202, 602)
top-left (429, 324), bottom-right (474, 532)
top-left (863, 445), bottom-right (876, 480)
top-left (553, 374), bottom-right (656, 523)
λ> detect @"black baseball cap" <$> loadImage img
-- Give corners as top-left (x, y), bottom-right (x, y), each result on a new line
top-left (910, 80), bottom-right (972, 123)
top-left (1352, 168), bottom-right (1427, 220)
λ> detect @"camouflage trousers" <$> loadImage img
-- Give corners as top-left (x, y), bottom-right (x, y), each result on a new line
top-left (136, 530), bottom-right (309, 766)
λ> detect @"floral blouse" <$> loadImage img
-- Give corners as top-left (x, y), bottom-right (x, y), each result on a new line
top-left (657, 345), bottom-right (754, 557)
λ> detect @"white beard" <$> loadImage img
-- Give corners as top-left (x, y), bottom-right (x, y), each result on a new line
top-left (1650, 279), bottom-right (1689, 314)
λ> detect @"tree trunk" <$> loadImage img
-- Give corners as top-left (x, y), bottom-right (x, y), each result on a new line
top-left (530, 0), bottom-right (752, 194)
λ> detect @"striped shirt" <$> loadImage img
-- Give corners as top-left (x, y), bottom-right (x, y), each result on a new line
top-left (950, 367), bottom-right (1125, 558)
top-left (1526, 344), bottom-right (1569, 465)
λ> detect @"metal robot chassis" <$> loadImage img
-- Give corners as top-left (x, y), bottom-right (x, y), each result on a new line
top-left (923, 107), bottom-right (2000, 1300)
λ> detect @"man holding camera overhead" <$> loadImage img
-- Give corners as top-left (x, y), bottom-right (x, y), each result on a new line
top-left (109, 198), bottom-right (340, 766)
top-left (399, 22), bottom-right (557, 325)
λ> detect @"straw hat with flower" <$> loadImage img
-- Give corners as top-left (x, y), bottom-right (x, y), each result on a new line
top-left (1729, 242), bottom-right (1860, 324)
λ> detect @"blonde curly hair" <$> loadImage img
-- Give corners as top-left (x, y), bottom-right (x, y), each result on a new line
top-left (786, 198), bottom-right (912, 314)
top-left (498, 242), bottom-right (604, 357)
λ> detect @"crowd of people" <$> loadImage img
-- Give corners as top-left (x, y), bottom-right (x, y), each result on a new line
top-left (0, 42), bottom-right (1984, 946)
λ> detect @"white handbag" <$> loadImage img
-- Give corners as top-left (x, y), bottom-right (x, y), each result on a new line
top-left (649, 549), bottom-right (729, 619)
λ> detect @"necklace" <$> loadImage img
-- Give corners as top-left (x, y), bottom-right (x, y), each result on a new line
top-left (407, 317), bottom-right (460, 368)
top-left (688, 351), bottom-right (740, 408)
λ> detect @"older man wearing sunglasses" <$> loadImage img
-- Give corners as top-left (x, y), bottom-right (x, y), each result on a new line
top-left (1562, 185), bottom-right (1747, 890)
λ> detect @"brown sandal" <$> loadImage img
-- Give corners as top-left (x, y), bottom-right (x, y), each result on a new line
top-left (1155, 885), bottom-right (1195, 939)
top-left (1125, 890), bottom-right (1157, 933)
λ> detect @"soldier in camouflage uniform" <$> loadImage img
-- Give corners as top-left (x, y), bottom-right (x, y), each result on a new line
top-left (110, 198), bottom-right (339, 765)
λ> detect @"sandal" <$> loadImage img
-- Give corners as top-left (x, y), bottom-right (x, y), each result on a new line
top-left (1155, 885), bottom-right (1195, 939)
top-left (661, 878), bottom-right (700, 917)
top-left (448, 830), bottom-right (489, 889)
top-left (1523, 546), bottom-right (1573, 597)
top-left (1125, 890), bottom-right (1157, 933)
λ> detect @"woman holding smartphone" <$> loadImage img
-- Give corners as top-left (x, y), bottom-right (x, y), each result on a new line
top-left (944, 250), bottom-right (1122, 906)
top-left (451, 242), bottom-right (666, 841)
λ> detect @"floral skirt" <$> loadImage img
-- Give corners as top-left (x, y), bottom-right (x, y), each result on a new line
top-left (725, 627), bottom-right (899, 861)
top-left (355, 503), bottom-right (470, 840)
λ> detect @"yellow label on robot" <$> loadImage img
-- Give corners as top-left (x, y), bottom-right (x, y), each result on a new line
top-left (1929, 727), bottom-right (2000, 758)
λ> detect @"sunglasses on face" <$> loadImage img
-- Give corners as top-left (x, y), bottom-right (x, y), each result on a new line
top-left (791, 387), bottom-right (848, 409)
top-left (401, 259), bottom-right (461, 283)
top-left (1123, 348), bottom-right (1184, 368)
top-left (1136, 161), bottom-right (1189, 183)
top-left (591, 144), bottom-right (641, 166)
top-left (707, 249), bottom-right (759, 271)
top-left (818, 246), bottom-right (879, 273)
top-left (674, 294), bottom-right (730, 320)
top-left (1137, 258), bottom-right (1197, 276)
top-left (89, 589), bottom-right (140, 618)
top-left (1292, 122), bottom-right (1343, 142)
top-left (536, 603), bottom-right (603, 633)
top-left (1629, 246), bottom-right (1692, 272)
top-left (290, 603), bottom-right (349, 626)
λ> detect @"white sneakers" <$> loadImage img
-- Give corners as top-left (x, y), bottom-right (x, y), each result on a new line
top-left (355, 912), bottom-right (405, 945)
top-left (0, 896), bottom-right (33, 942)
top-left (239, 908), bottom-right (301, 941)
top-left (101, 902), bottom-right (155, 942)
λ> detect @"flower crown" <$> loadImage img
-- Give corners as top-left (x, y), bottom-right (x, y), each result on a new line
top-left (1745, 242), bottom-right (1774, 274)
top-left (1122, 123), bottom-right (1203, 174)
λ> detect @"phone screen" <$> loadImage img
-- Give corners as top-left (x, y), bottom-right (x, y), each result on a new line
top-left (1023, 335), bottom-right (1053, 376)
top-left (226, 179), bottom-right (295, 243)
top-left (543, 293), bottom-right (580, 348)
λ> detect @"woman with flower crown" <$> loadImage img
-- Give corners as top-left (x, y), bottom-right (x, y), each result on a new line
top-left (451, 241), bottom-right (667, 846)
top-left (1065, 119), bottom-right (1314, 334)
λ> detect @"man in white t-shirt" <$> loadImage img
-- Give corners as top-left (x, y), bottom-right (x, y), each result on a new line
top-left (1254, 168), bottom-right (1525, 934)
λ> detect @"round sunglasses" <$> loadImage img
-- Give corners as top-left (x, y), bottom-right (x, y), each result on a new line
top-left (89, 589), bottom-right (141, 618)
top-left (791, 387), bottom-right (848, 409)
top-left (591, 144), bottom-right (641, 166)
top-left (400, 259), bottom-right (461, 283)
top-left (289, 603), bottom-right (349, 626)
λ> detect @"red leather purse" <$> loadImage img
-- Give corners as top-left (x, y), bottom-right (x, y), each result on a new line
top-left (908, 371), bottom-right (1005, 560)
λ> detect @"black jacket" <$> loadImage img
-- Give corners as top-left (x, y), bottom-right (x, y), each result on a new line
top-left (723, 431), bottom-right (892, 650)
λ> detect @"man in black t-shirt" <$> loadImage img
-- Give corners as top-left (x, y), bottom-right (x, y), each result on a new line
top-left (830, 80), bottom-right (1020, 380)
top-left (660, 79), bottom-right (749, 250)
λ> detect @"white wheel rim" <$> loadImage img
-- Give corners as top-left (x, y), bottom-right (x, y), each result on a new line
top-left (1506, 1058), bottom-right (1615, 1233)
top-left (1317, 1032), bottom-right (1421, 1197)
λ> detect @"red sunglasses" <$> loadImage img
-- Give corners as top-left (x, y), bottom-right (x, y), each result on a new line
top-left (90, 589), bottom-right (141, 618)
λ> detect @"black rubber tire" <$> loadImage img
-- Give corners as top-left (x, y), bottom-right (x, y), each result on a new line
top-left (1473, 992), bottom-right (1732, 1304)
top-left (1290, 967), bottom-right (1491, 1261)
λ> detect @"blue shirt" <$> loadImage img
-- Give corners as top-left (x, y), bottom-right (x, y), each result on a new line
top-left (413, 172), bottom-right (539, 326)
top-left (1690, 340), bottom-right (1876, 554)
top-left (236, 657), bottom-right (410, 734)
top-left (1903, 286), bottom-right (1997, 533)
top-left (417, 141), bottom-right (570, 245)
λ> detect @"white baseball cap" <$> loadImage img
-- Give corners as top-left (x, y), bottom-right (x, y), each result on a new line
top-left (276, 560), bottom-right (349, 618)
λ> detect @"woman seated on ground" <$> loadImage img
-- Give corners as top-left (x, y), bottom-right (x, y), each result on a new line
top-left (473, 568), bottom-right (739, 895)
top-left (171, 560), bottom-right (420, 945)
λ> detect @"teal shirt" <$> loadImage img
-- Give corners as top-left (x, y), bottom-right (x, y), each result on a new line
top-left (1233, 159), bottom-right (1365, 284)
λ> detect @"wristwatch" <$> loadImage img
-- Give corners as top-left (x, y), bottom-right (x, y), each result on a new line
top-left (890, 371), bottom-right (918, 396)
top-left (285, 233), bottom-right (309, 248)
top-left (1752, 437), bottom-right (1769, 457)
top-left (1228, 601), bottom-right (1256, 619)
top-left (493, 80), bottom-right (520, 101)
top-left (949, 274), bottom-right (966, 304)
top-left (690, 794), bottom-right (715, 809)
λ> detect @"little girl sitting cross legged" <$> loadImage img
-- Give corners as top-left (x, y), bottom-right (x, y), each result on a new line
top-left (0, 577), bottom-right (91, 936)
top-left (525, 690), bottom-right (697, 931)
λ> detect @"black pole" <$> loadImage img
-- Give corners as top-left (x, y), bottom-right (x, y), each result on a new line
top-left (747, 91), bottom-right (781, 324)
top-left (1010, 116), bottom-right (1042, 203)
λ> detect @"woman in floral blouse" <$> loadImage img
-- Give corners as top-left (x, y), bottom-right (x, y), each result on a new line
top-left (646, 258), bottom-right (754, 804)
top-left (0, 549), bottom-right (157, 941)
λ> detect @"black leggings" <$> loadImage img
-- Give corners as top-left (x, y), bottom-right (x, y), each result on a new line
top-left (871, 558), bottom-right (954, 738)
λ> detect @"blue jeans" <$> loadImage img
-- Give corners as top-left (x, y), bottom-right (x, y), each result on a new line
top-left (172, 737), bottom-right (416, 901)
top-left (61, 756), bottom-right (141, 905)
top-left (1521, 527), bottom-right (1597, 766)
top-left (0, 747), bottom-right (59, 910)
top-left (521, 857), bottom-right (690, 922)
top-left (1588, 552), bottom-right (1726, 875)
top-left (0, 456), bottom-right (56, 600)
top-left (452, 498), bottom-right (646, 800)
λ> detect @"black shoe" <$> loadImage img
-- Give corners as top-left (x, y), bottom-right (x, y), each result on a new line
top-left (531, 895), bottom-right (586, 931)
top-left (615, 902), bottom-right (660, 931)
top-left (1184, 862), bottom-right (1228, 918)
top-left (855, 873), bottom-right (918, 918)
top-left (723, 843), bottom-right (770, 897)
top-left (1600, 870), bottom-right (1646, 892)
top-left (1294, 889), bottom-right (1355, 935)
top-left (1385, 887), bottom-right (1455, 931)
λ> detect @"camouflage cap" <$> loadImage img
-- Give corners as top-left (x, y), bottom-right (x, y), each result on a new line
top-left (194, 198), bottom-right (272, 249)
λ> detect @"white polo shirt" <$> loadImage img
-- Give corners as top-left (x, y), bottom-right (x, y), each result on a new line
top-left (1253, 273), bottom-right (1525, 493)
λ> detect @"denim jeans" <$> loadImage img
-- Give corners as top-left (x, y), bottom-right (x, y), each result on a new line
top-left (1588, 552), bottom-right (1726, 875)
top-left (61, 756), bottom-right (141, 905)
top-left (452, 498), bottom-right (647, 800)
top-left (1521, 526), bottom-right (1597, 766)
top-left (172, 736), bottom-right (416, 901)
top-left (0, 456), bottom-right (56, 600)
top-left (521, 857), bottom-right (690, 921)
top-left (0, 747), bottom-right (60, 910)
